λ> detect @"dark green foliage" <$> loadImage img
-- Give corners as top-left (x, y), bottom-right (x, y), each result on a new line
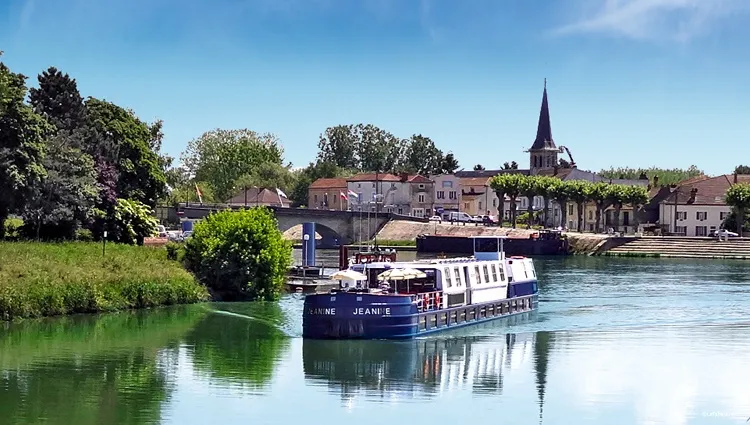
top-left (29, 67), bottom-right (87, 134)
top-left (734, 165), bottom-right (750, 175)
top-left (440, 152), bottom-right (460, 174)
top-left (503, 161), bottom-right (519, 170)
top-left (21, 133), bottom-right (99, 240)
top-left (0, 62), bottom-right (49, 238)
top-left (473, 164), bottom-right (485, 171)
top-left (165, 241), bottom-right (182, 261)
top-left (0, 242), bottom-right (209, 320)
top-left (598, 166), bottom-right (703, 186)
top-left (184, 208), bottom-right (292, 301)
top-left (3, 218), bottom-right (23, 240)
top-left (84, 98), bottom-right (166, 208)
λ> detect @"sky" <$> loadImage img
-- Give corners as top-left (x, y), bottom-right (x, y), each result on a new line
top-left (1, 0), bottom-right (749, 176)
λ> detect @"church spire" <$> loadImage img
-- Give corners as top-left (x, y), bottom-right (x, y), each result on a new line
top-left (530, 79), bottom-right (555, 151)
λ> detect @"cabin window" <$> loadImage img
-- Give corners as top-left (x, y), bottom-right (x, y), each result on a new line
top-left (474, 238), bottom-right (499, 253)
top-left (474, 266), bottom-right (481, 284)
top-left (444, 268), bottom-right (452, 287)
top-left (453, 267), bottom-right (461, 287)
top-left (498, 263), bottom-right (506, 281)
top-left (491, 264), bottom-right (498, 281)
top-left (483, 265), bottom-right (490, 282)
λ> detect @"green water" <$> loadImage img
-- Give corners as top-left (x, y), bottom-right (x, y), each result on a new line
top-left (2, 254), bottom-right (750, 424)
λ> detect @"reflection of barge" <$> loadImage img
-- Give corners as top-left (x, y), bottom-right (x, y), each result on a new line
top-left (302, 323), bottom-right (536, 399)
top-left (416, 230), bottom-right (568, 256)
top-left (302, 236), bottom-right (539, 339)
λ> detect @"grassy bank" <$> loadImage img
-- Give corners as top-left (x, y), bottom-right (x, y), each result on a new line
top-left (0, 242), bottom-right (209, 320)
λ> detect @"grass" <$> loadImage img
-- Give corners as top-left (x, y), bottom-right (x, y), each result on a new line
top-left (0, 241), bottom-right (209, 320)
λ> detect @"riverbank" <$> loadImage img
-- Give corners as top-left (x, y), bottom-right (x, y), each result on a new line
top-left (0, 242), bottom-right (209, 320)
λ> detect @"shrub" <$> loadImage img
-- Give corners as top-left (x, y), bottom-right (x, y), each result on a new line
top-left (0, 242), bottom-right (209, 320)
top-left (183, 207), bottom-right (292, 301)
top-left (3, 218), bottom-right (23, 240)
top-left (112, 198), bottom-right (159, 245)
top-left (166, 241), bottom-right (183, 261)
top-left (75, 228), bottom-right (94, 241)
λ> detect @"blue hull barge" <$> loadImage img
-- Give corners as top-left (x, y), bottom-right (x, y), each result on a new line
top-left (302, 236), bottom-right (539, 339)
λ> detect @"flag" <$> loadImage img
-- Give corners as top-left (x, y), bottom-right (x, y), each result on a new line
top-left (347, 190), bottom-right (359, 199)
top-left (275, 187), bottom-right (287, 206)
top-left (195, 183), bottom-right (203, 204)
top-left (340, 191), bottom-right (347, 200)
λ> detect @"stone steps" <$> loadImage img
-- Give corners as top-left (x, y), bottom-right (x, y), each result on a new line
top-left (604, 238), bottom-right (750, 259)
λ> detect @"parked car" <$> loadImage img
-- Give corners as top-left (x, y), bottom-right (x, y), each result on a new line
top-left (447, 211), bottom-right (473, 223)
top-left (428, 215), bottom-right (442, 223)
top-left (156, 225), bottom-right (167, 238)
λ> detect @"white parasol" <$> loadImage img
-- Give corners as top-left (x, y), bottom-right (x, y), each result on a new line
top-left (329, 269), bottom-right (367, 281)
top-left (377, 268), bottom-right (427, 281)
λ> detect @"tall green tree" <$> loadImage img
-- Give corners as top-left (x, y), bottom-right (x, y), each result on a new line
top-left (566, 180), bottom-right (590, 232)
top-left (549, 180), bottom-right (572, 229)
top-left (316, 124), bottom-right (359, 170)
top-left (725, 183), bottom-right (750, 237)
top-left (29, 67), bottom-right (87, 134)
top-left (519, 176), bottom-right (543, 229)
top-left (21, 133), bottom-right (98, 240)
top-left (585, 182), bottom-right (612, 233)
top-left (235, 162), bottom-right (297, 201)
top-left (605, 185), bottom-right (626, 232)
top-left (490, 173), bottom-right (524, 228)
top-left (440, 152), bottom-right (460, 174)
top-left (400, 134), bottom-right (444, 175)
top-left (85, 98), bottom-right (166, 208)
top-left (623, 185), bottom-right (649, 233)
top-left (537, 177), bottom-right (560, 228)
top-left (0, 61), bottom-right (48, 238)
top-left (180, 128), bottom-right (283, 202)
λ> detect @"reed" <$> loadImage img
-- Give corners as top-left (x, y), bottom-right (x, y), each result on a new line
top-left (0, 241), bottom-right (209, 320)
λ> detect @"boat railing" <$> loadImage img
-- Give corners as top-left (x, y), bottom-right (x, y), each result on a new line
top-left (410, 290), bottom-right (444, 312)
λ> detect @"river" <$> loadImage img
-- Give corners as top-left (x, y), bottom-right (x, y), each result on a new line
top-left (2, 251), bottom-right (750, 424)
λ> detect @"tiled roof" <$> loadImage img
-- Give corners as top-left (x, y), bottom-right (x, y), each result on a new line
top-left (661, 174), bottom-right (750, 206)
top-left (346, 173), bottom-right (401, 182)
top-left (309, 178), bottom-right (347, 189)
top-left (459, 177), bottom-right (491, 186)
top-left (407, 175), bottom-right (433, 183)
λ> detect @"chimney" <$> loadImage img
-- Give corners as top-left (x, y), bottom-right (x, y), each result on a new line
top-left (400, 172), bottom-right (408, 182)
top-left (734, 173), bottom-right (738, 184)
top-left (653, 175), bottom-right (659, 187)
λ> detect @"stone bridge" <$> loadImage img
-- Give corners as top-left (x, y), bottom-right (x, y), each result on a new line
top-left (172, 204), bottom-right (427, 247)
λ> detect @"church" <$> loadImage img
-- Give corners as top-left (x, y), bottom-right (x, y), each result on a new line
top-left (454, 81), bottom-right (648, 230)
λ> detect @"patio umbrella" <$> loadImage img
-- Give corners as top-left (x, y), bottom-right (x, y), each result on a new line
top-left (377, 268), bottom-right (427, 294)
top-left (329, 269), bottom-right (367, 281)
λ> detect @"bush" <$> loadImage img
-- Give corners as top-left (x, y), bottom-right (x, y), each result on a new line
top-left (183, 207), bottom-right (292, 301)
top-left (3, 218), bottom-right (23, 240)
top-left (75, 228), bottom-right (94, 241)
top-left (112, 199), bottom-right (159, 245)
top-left (166, 241), bottom-right (183, 261)
top-left (0, 242), bottom-right (209, 320)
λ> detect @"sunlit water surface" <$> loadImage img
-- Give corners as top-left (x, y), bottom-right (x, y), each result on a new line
top-left (2, 253), bottom-right (750, 425)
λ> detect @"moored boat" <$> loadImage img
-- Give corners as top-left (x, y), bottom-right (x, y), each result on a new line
top-left (302, 236), bottom-right (539, 339)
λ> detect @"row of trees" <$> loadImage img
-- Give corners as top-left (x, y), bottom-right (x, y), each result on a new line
top-left (598, 165), bottom-right (703, 186)
top-left (0, 56), bottom-right (166, 242)
top-left (490, 174), bottom-right (650, 233)
top-left (164, 123), bottom-right (466, 208)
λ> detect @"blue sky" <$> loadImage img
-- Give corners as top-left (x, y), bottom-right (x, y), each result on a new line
top-left (1, 0), bottom-right (749, 176)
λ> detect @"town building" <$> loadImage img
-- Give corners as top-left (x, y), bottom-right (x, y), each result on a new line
top-left (307, 178), bottom-right (348, 210)
top-left (342, 173), bottom-right (434, 217)
top-left (657, 174), bottom-right (750, 236)
top-left (432, 174), bottom-right (460, 215)
top-left (226, 187), bottom-right (291, 208)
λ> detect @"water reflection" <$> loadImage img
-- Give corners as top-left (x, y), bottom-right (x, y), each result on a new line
top-left (0, 305), bottom-right (206, 425)
top-left (302, 312), bottom-right (547, 406)
top-left (185, 302), bottom-right (291, 388)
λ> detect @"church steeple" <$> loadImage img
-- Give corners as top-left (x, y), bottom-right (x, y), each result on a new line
top-left (527, 79), bottom-right (559, 174)
top-left (531, 79), bottom-right (555, 150)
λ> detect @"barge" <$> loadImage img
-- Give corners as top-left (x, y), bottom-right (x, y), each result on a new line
top-left (302, 236), bottom-right (539, 339)
top-left (416, 229), bottom-right (568, 256)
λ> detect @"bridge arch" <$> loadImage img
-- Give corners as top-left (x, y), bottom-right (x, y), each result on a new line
top-left (282, 223), bottom-right (343, 248)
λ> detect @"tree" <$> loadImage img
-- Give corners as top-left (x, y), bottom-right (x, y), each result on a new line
top-left (473, 164), bottom-right (485, 171)
top-left (725, 183), bottom-right (750, 237)
top-left (235, 162), bottom-right (297, 201)
top-left (585, 182), bottom-right (612, 233)
top-left (440, 152), bottom-right (460, 174)
top-left (21, 133), bottom-right (98, 240)
top-left (0, 62), bottom-right (48, 238)
top-left (537, 177), bottom-right (560, 228)
top-left (28, 67), bottom-right (87, 134)
top-left (85, 98), bottom-right (166, 207)
top-left (549, 181), bottom-right (572, 229)
top-left (598, 166), bottom-right (703, 186)
top-left (623, 185), bottom-right (649, 233)
top-left (490, 174), bottom-right (524, 228)
top-left (519, 176), bottom-right (543, 229)
top-left (502, 161), bottom-right (519, 170)
top-left (566, 180), bottom-right (590, 232)
top-left (400, 134), bottom-right (443, 175)
top-left (605, 185), bottom-right (626, 232)
top-left (316, 124), bottom-right (359, 169)
top-left (180, 128), bottom-right (283, 202)
top-left (183, 207), bottom-right (292, 301)
top-left (734, 165), bottom-right (750, 175)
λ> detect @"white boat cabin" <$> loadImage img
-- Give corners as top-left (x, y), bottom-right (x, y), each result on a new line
top-left (347, 236), bottom-right (536, 310)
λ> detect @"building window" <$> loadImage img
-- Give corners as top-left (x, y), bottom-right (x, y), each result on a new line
top-left (412, 208), bottom-right (425, 217)
top-left (696, 211), bottom-right (707, 221)
top-left (677, 211), bottom-right (687, 220)
top-left (418, 194), bottom-right (425, 203)
top-left (449, 191), bottom-right (457, 200)
top-left (437, 191), bottom-right (445, 199)
top-left (419, 184), bottom-right (425, 189)
top-left (314, 194), bottom-right (318, 203)
top-left (675, 226), bottom-right (687, 235)
top-left (492, 199), bottom-right (496, 207)
top-left (398, 207), bottom-right (403, 214)
top-left (696, 226), bottom-right (707, 236)
top-left (720, 211), bottom-right (729, 220)
top-left (358, 192), bottom-right (363, 202)
top-left (464, 202), bottom-right (470, 210)
top-left (478, 201), bottom-right (483, 210)
top-left (568, 204), bottom-right (574, 216)
top-left (442, 181), bottom-right (453, 188)
top-left (588, 210), bottom-right (593, 220)
top-left (623, 211), bottom-right (630, 226)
